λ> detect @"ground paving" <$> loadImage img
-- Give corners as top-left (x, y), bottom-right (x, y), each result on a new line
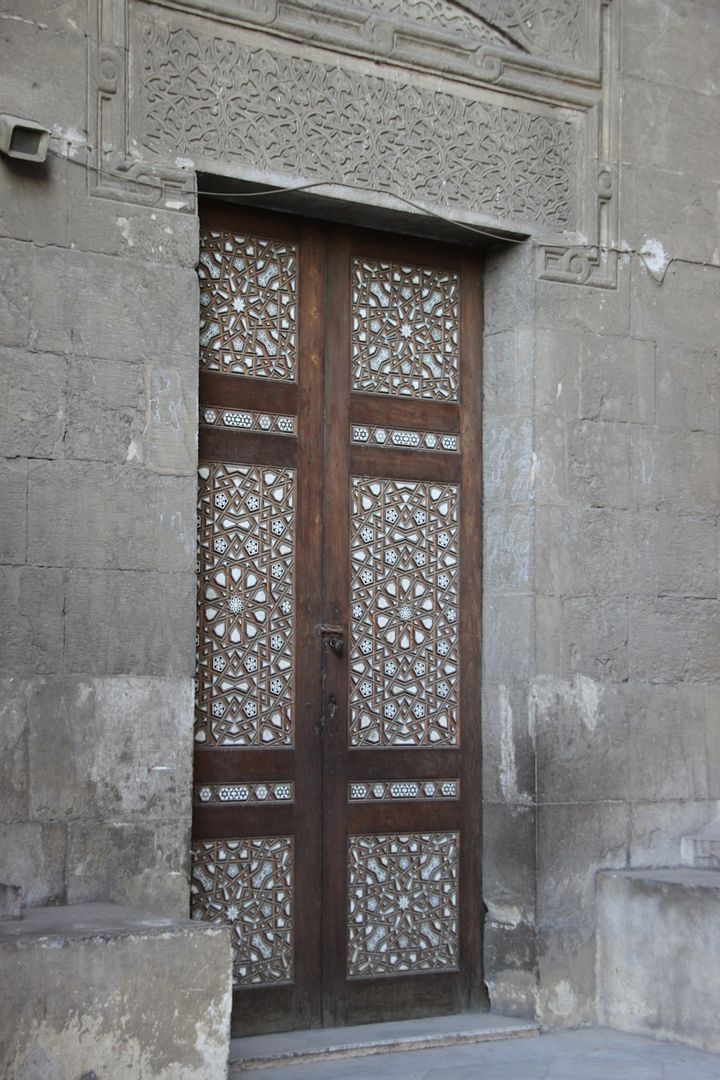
top-left (238, 1028), bottom-right (720, 1079)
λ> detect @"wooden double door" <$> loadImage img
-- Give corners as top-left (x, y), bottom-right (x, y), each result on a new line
top-left (191, 201), bottom-right (484, 1035)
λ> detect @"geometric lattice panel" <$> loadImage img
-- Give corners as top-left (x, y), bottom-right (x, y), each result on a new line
top-left (191, 837), bottom-right (294, 986)
top-left (351, 258), bottom-right (459, 401)
top-left (195, 462), bottom-right (295, 746)
top-left (347, 832), bottom-right (459, 978)
top-left (349, 477), bottom-right (459, 746)
top-left (198, 229), bottom-right (297, 380)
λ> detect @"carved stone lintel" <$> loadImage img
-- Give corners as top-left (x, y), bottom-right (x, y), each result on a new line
top-left (87, 0), bottom-right (616, 256)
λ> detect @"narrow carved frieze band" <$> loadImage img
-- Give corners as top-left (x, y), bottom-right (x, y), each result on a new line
top-left (352, 426), bottom-right (459, 453)
top-left (349, 779), bottom-right (460, 801)
top-left (195, 781), bottom-right (294, 804)
top-left (202, 407), bottom-right (296, 437)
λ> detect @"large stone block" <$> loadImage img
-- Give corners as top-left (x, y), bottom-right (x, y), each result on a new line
top-left (631, 259), bottom-right (720, 348)
top-left (656, 344), bottom-right (719, 434)
top-left (484, 920), bottom-right (538, 1019)
top-left (484, 509), bottom-right (532, 593)
top-left (27, 460), bottom-right (196, 572)
top-left (535, 680), bottom-right (711, 804)
top-left (482, 803), bottom-right (536, 927)
top-left (621, 0), bottom-right (719, 95)
top-left (536, 802), bottom-right (629, 929)
top-left (567, 420), bottom-right (630, 509)
top-left (630, 427), bottom-right (719, 514)
top-left (30, 247), bottom-right (198, 366)
top-left (482, 684), bottom-right (535, 806)
top-left (629, 799), bottom-right (720, 868)
top-left (535, 506), bottom-right (648, 597)
top-left (484, 419), bottom-right (533, 507)
top-left (0, 822), bottom-right (65, 907)
top-left (0, 903), bottom-right (231, 1079)
top-left (143, 364), bottom-right (197, 475)
top-left (65, 820), bottom-right (191, 915)
top-left (625, 164), bottom-right (720, 268)
top-left (645, 511), bottom-right (717, 598)
top-left (535, 329), bottom-right (580, 422)
top-left (0, 347), bottom-right (65, 458)
top-left (64, 569), bottom-right (196, 676)
top-left (28, 675), bottom-right (194, 822)
top-left (0, 15), bottom-right (87, 136)
top-left (0, 238), bottom-right (30, 347)
top-left (0, 152), bottom-right (69, 247)
top-left (484, 244), bottom-right (536, 335)
top-left (628, 598), bottom-right (720, 682)
top-left (0, 567), bottom-right (64, 675)
top-left (622, 76), bottom-right (720, 176)
top-left (578, 334), bottom-right (655, 424)
top-left (597, 869), bottom-right (720, 1053)
top-left (66, 164), bottom-right (199, 267)
top-left (0, 457), bottom-right (27, 564)
top-left (0, 678), bottom-right (28, 822)
top-left (65, 356), bottom-right (146, 464)
top-left (537, 926), bottom-right (597, 1028)
top-left (483, 330), bottom-right (534, 419)
top-left (561, 596), bottom-right (629, 682)
top-left (532, 407), bottom-right (566, 507)
top-left (483, 595), bottom-right (532, 684)
top-left (535, 257), bottom-right (631, 337)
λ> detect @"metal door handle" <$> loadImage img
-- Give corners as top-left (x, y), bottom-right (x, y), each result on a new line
top-left (320, 624), bottom-right (345, 656)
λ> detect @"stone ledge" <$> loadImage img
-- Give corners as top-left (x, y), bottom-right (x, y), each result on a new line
top-left (1, 902), bottom-right (232, 1080)
top-left (597, 868), bottom-right (720, 1055)
top-left (230, 1013), bottom-right (539, 1071)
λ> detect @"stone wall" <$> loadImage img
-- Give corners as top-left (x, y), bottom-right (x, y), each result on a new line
top-left (0, 0), bottom-right (200, 915)
top-left (482, 0), bottom-right (720, 1025)
top-left (0, 0), bottom-right (718, 1034)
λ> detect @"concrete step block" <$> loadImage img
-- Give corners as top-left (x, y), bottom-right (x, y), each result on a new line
top-left (0, 902), bottom-right (232, 1079)
top-left (597, 868), bottom-right (720, 1054)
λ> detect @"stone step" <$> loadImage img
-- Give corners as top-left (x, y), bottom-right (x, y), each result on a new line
top-left (229, 1013), bottom-right (539, 1071)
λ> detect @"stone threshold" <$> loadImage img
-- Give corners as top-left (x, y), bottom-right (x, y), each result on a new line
top-left (229, 1013), bottom-right (539, 1071)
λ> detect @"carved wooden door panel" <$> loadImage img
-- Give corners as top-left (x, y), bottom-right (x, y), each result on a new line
top-left (191, 202), bottom-right (483, 1035)
top-left (322, 229), bottom-right (484, 1025)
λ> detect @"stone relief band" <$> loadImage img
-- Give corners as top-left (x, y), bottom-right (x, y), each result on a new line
top-left (348, 779), bottom-right (460, 802)
top-left (194, 781), bottom-right (295, 805)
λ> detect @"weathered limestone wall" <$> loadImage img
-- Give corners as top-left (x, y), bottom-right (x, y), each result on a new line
top-left (482, 0), bottom-right (720, 1026)
top-left (0, 1), bottom-right (200, 915)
